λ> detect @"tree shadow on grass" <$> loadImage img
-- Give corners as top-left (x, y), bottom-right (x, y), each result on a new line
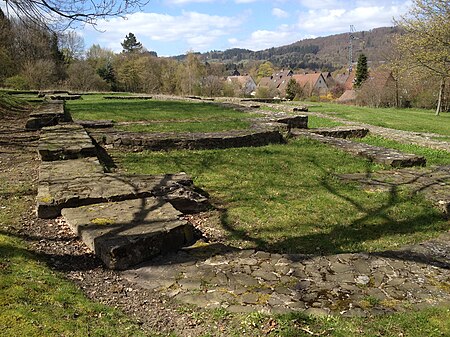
top-left (218, 157), bottom-right (449, 267)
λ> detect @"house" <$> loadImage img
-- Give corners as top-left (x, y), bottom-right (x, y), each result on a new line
top-left (226, 75), bottom-right (257, 96)
top-left (290, 73), bottom-right (329, 96)
top-left (335, 71), bottom-right (356, 90)
top-left (257, 69), bottom-right (293, 97)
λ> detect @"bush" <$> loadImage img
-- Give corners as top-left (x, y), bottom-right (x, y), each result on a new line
top-left (4, 75), bottom-right (30, 90)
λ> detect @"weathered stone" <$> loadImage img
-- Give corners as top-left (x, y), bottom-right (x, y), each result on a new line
top-left (292, 131), bottom-right (426, 168)
top-left (276, 115), bottom-right (308, 129)
top-left (240, 292), bottom-right (260, 304)
top-left (38, 124), bottom-right (97, 161)
top-left (26, 101), bottom-right (71, 130)
top-left (88, 127), bottom-right (284, 152)
top-left (309, 127), bottom-right (369, 139)
top-left (37, 158), bottom-right (208, 218)
top-left (62, 197), bottom-right (194, 270)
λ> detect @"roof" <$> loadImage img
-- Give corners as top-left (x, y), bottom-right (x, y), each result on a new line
top-left (291, 73), bottom-right (323, 88)
top-left (337, 89), bottom-right (357, 102)
top-left (227, 75), bottom-right (255, 86)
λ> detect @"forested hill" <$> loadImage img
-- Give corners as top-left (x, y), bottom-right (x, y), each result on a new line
top-left (173, 26), bottom-right (401, 71)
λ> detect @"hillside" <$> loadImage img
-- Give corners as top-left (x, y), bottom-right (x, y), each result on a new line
top-left (174, 26), bottom-right (401, 71)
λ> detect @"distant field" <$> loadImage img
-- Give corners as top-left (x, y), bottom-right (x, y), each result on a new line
top-left (67, 95), bottom-right (256, 122)
top-left (304, 102), bottom-right (450, 136)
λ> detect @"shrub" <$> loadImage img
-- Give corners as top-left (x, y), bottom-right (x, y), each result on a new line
top-left (4, 75), bottom-right (30, 90)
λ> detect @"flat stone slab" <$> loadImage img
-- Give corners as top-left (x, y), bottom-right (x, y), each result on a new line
top-left (38, 124), bottom-right (97, 161)
top-left (62, 197), bottom-right (195, 270)
top-left (308, 126), bottom-right (369, 139)
top-left (293, 131), bottom-right (426, 167)
top-left (339, 166), bottom-right (450, 216)
top-left (88, 127), bottom-right (284, 151)
top-left (25, 101), bottom-right (71, 130)
top-left (276, 115), bottom-right (308, 129)
top-left (37, 158), bottom-right (208, 218)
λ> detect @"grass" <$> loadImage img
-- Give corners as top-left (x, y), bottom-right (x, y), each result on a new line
top-left (67, 95), bottom-right (256, 122)
top-left (357, 135), bottom-right (450, 166)
top-left (116, 119), bottom-right (251, 133)
top-left (116, 137), bottom-right (448, 255)
top-left (307, 115), bottom-right (343, 128)
top-left (0, 161), bottom-right (147, 336)
top-left (303, 101), bottom-right (450, 136)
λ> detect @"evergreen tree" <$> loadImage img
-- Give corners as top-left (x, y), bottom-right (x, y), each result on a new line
top-left (97, 61), bottom-right (117, 90)
top-left (354, 53), bottom-right (368, 88)
top-left (121, 33), bottom-right (143, 53)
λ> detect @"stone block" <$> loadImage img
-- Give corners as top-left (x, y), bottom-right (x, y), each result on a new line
top-left (62, 197), bottom-right (195, 269)
top-left (276, 115), bottom-right (308, 129)
top-left (38, 124), bottom-right (97, 161)
top-left (309, 127), bottom-right (369, 139)
top-left (37, 158), bottom-right (208, 218)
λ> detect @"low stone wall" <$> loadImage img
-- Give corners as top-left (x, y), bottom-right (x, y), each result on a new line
top-left (309, 126), bottom-right (369, 139)
top-left (88, 127), bottom-right (285, 151)
top-left (293, 130), bottom-right (426, 168)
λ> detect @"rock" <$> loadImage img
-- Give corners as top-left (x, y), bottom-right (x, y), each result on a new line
top-left (62, 197), bottom-right (195, 270)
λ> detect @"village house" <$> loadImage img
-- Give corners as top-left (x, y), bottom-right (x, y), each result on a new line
top-left (226, 75), bottom-right (257, 96)
top-left (257, 69), bottom-right (293, 97)
top-left (289, 73), bottom-right (329, 97)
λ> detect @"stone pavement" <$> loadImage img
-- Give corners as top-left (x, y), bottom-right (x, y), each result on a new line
top-left (122, 231), bottom-right (450, 316)
top-left (25, 101), bottom-right (71, 130)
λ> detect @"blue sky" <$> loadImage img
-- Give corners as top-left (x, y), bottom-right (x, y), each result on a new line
top-left (81, 0), bottom-right (411, 56)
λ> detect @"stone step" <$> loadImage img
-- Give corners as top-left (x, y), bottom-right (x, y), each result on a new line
top-left (37, 158), bottom-right (208, 218)
top-left (25, 101), bottom-right (71, 130)
top-left (293, 131), bottom-right (426, 168)
top-left (38, 124), bottom-right (97, 161)
top-left (307, 126), bottom-right (369, 138)
top-left (62, 197), bottom-right (195, 270)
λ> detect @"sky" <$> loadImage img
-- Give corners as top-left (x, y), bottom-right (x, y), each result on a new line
top-left (79, 0), bottom-right (412, 56)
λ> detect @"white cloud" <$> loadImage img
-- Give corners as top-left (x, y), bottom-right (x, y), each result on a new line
top-left (88, 11), bottom-right (244, 52)
top-left (235, 0), bottom-right (259, 3)
top-left (297, 3), bottom-right (409, 34)
top-left (228, 25), bottom-right (302, 51)
top-left (272, 8), bottom-right (289, 18)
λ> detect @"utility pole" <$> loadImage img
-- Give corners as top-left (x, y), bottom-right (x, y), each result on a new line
top-left (348, 25), bottom-right (357, 72)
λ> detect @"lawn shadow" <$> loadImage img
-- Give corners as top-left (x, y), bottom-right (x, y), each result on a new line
top-left (217, 157), bottom-right (449, 266)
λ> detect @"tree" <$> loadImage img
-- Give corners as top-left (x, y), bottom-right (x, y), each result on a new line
top-left (395, 0), bottom-right (450, 115)
top-left (257, 61), bottom-right (274, 79)
top-left (121, 33), bottom-right (143, 53)
top-left (58, 31), bottom-right (85, 62)
top-left (2, 0), bottom-right (150, 28)
top-left (354, 54), bottom-right (368, 88)
top-left (285, 78), bottom-right (302, 100)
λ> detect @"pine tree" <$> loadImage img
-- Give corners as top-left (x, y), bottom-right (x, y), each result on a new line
top-left (354, 53), bottom-right (368, 88)
top-left (121, 33), bottom-right (143, 53)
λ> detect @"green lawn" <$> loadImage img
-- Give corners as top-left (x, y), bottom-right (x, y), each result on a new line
top-left (116, 138), bottom-right (448, 255)
top-left (67, 95), bottom-right (256, 122)
top-left (303, 102), bottom-right (450, 136)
